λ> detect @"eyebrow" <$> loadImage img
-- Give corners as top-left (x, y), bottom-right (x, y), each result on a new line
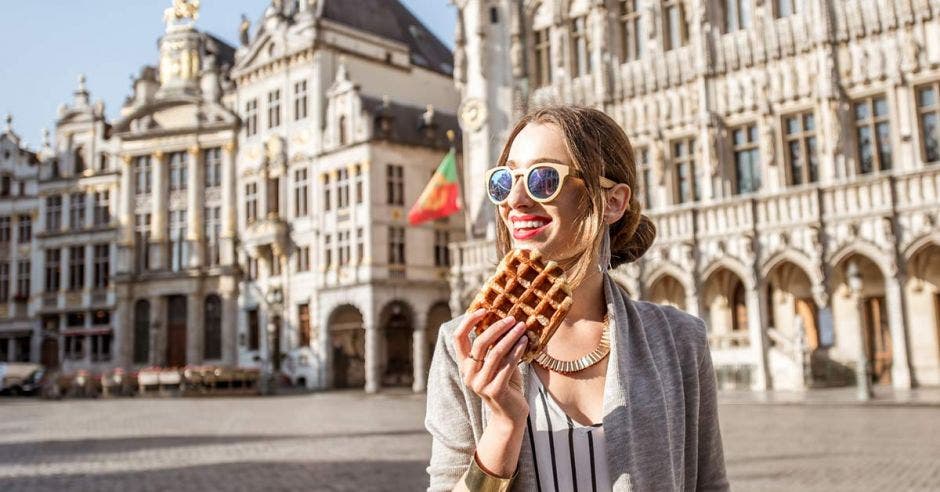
top-left (505, 157), bottom-right (568, 168)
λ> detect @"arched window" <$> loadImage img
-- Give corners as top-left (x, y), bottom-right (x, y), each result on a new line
top-left (204, 295), bottom-right (222, 360)
top-left (338, 115), bottom-right (348, 146)
top-left (133, 300), bottom-right (150, 364)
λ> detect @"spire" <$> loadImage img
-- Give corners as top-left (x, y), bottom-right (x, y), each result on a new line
top-left (74, 74), bottom-right (90, 107)
top-left (4, 114), bottom-right (11, 133)
top-left (41, 128), bottom-right (51, 150)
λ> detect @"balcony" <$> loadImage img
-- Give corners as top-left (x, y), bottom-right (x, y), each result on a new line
top-left (243, 218), bottom-right (290, 259)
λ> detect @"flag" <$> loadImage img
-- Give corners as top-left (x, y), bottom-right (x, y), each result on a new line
top-left (407, 148), bottom-right (461, 225)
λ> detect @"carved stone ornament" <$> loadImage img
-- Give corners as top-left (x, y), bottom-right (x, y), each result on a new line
top-left (264, 135), bottom-right (285, 167)
top-left (458, 98), bottom-right (487, 133)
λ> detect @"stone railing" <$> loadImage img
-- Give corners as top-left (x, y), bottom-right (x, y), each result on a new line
top-left (708, 330), bottom-right (750, 350)
top-left (696, 195), bottom-right (754, 238)
top-left (821, 174), bottom-right (893, 220)
top-left (755, 186), bottom-right (819, 230)
top-left (649, 204), bottom-right (695, 244)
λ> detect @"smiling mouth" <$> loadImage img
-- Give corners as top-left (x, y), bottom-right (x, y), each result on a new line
top-left (511, 218), bottom-right (552, 239)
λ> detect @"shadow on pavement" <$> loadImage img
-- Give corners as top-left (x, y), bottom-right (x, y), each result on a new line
top-left (0, 460), bottom-right (428, 491)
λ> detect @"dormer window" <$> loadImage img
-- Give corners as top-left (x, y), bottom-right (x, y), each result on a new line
top-left (74, 147), bottom-right (86, 174)
top-left (339, 115), bottom-right (348, 146)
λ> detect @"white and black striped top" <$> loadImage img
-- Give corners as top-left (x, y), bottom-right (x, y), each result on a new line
top-left (526, 370), bottom-right (611, 492)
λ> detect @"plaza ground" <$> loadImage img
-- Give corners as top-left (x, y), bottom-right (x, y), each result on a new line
top-left (1, 390), bottom-right (938, 491)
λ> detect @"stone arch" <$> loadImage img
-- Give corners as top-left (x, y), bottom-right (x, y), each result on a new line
top-left (647, 274), bottom-right (687, 311)
top-left (760, 248), bottom-right (823, 288)
top-left (379, 300), bottom-right (416, 388)
top-left (902, 232), bottom-right (940, 264)
top-left (702, 266), bottom-right (749, 347)
top-left (643, 261), bottom-right (695, 299)
top-left (828, 240), bottom-right (895, 279)
top-left (425, 301), bottom-right (453, 367)
top-left (765, 260), bottom-right (820, 349)
top-left (702, 256), bottom-right (754, 290)
top-left (327, 304), bottom-right (365, 389)
top-left (903, 239), bottom-right (940, 386)
top-left (831, 252), bottom-right (892, 385)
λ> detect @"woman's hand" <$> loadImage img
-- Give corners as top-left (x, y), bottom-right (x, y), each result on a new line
top-left (453, 309), bottom-right (530, 429)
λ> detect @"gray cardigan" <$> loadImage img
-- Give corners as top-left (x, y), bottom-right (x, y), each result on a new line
top-left (425, 273), bottom-right (730, 491)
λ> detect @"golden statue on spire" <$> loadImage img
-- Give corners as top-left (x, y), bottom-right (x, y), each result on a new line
top-left (163, 0), bottom-right (200, 26)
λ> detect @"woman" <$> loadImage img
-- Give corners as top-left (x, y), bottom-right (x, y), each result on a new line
top-left (426, 106), bottom-right (729, 492)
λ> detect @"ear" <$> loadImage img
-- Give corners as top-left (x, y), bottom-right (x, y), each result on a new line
top-left (603, 183), bottom-right (632, 225)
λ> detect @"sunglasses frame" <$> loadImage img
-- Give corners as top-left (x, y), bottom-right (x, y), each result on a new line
top-left (485, 162), bottom-right (618, 205)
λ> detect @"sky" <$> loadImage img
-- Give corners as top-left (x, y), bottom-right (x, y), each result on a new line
top-left (0, 0), bottom-right (457, 150)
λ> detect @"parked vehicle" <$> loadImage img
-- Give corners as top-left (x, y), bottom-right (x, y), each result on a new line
top-left (0, 363), bottom-right (44, 396)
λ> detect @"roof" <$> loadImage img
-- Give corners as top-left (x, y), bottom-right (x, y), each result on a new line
top-left (361, 96), bottom-right (460, 151)
top-left (321, 0), bottom-right (454, 76)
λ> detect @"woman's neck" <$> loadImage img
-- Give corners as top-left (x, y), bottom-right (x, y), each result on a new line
top-left (563, 268), bottom-right (607, 324)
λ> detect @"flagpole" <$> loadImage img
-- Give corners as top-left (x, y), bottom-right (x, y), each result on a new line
top-left (446, 129), bottom-right (470, 239)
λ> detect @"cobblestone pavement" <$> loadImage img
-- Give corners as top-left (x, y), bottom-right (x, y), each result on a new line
top-left (1, 391), bottom-right (938, 491)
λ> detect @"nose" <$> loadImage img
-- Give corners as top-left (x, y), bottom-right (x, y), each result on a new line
top-left (505, 174), bottom-right (534, 210)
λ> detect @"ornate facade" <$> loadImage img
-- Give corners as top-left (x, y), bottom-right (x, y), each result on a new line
top-left (451, 0), bottom-right (940, 390)
top-left (6, 0), bottom-right (463, 394)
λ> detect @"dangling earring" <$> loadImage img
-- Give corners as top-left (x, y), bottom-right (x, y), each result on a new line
top-left (598, 223), bottom-right (612, 274)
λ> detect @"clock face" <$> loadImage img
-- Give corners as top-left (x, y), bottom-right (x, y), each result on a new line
top-left (459, 98), bottom-right (487, 132)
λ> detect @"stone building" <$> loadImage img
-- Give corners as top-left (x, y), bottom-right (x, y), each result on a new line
top-left (232, 0), bottom-right (462, 393)
top-left (0, 116), bottom-right (39, 363)
top-left (451, 0), bottom-right (940, 390)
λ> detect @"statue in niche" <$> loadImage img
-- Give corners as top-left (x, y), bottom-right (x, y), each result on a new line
top-left (651, 136), bottom-right (666, 186)
top-left (901, 28), bottom-right (921, 73)
top-left (239, 14), bottom-right (251, 47)
top-left (762, 112), bottom-right (776, 168)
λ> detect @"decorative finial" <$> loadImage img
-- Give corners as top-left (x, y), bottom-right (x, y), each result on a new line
top-left (4, 114), bottom-right (11, 132)
top-left (78, 74), bottom-right (87, 91)
top-left (41, 128), bottom-right (50, 147)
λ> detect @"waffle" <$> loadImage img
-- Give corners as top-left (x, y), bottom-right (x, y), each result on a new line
top-left (466, 248), bottom-right (573, 362)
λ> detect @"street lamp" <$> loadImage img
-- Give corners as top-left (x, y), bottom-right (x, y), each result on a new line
top-left (261, 285), bottom-right (284, 395)
top-left (846, 261), bottom-right (872, 401)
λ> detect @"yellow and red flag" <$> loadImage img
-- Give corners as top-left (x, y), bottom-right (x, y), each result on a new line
top-left (408, 148), bottom-right (461, 225)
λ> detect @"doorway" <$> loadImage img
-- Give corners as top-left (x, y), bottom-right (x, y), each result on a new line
top-left (166, 295), bottom-right (187, 368)
top-left (863, 296), bottom-right (892, 385)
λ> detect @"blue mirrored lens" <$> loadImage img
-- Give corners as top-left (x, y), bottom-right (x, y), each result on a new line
top-left (488, 168), bottom-right (513, 202)
top-left (527, 166), bottom-right (560, 200)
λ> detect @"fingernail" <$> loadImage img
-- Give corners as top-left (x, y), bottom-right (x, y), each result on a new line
top-left (515, 322), bottom-right (525, 330)
top-left (505, 316), bottom-right (515, 324)
top-left (475, 308), bottom-right (486, 315)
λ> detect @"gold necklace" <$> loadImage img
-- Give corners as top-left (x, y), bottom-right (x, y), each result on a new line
top-left (534, 313), bottom-right (611, 374)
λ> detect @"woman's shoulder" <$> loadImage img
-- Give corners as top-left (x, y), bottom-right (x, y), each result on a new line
top-left (625, 298), bottom-right (710, 359)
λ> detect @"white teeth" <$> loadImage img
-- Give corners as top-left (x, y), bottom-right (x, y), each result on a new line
top-left (514, 220), bottom-right (548, 230)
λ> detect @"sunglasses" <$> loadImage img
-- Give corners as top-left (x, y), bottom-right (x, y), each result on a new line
top-left (485, 162), bottom-right (618, 205)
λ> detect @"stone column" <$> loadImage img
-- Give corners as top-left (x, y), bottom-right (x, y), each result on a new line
top-left (150, 151), bottom-right (168, 270)
top-left (84, 188), bottom-right (94, 229)
top-left (150, 296), bottom-right (165, 366)
top-left (186, 146), bottom-right (204, 268)
top-left (220, 142), bottom-right (237, 266)
top-left (115, 287), bottom-right (132, 369)
top-left (748, 279), bottom-right (771, 390)
top-left (220, 281), bottom-right (238, 366)
top-left (186, 291), bottom-right (203, 366)
top-left (365, 324), bottom-right (380, 393)
top-left (118, 156), bottom-right (135, 274)
top-left (885, 271), bottom-right (913, 388)
top-left (412, 317), bottom-right (428, 393)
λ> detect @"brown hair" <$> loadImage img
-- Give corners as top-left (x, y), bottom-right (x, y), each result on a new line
top-left (494, 105), bottom-right (656, 288)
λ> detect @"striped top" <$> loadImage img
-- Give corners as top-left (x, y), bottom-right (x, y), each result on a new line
top-left (525, 370), bottom-right (611, 492)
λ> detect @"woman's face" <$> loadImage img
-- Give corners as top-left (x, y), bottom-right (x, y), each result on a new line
top-left (499, 122), bottom-right (588, 262)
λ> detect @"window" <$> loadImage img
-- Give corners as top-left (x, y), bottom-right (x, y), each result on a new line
top-left (298, 304), bottom-right (311, 347)
top-left (387, 164), bottom-right (404, 206)
top-left (662, 0), bottom-right (688, 51)
top-left (389, 226), bottom-right (406, 266)
top-left (784, 111), bottom-right (819, 185)
top-left (296, 246), bottom-right (310, 272)
top-left (246, 257), bottom-right (259, 280)
top-left (45, 248), bottom-right (61, 292)
top-left (134, 156), bottom-right (152, 194)
top-left (323, 173), bottom-right (332, 211)
top-left (245, 98), bottom-right (259, 137)
top-left (854, 95), bottom-right (892, 174)
top-left (98, 153), bottom-right (108, 172)
top-left (337, 168), bottom-right (350, 208)
top-left (338, 115), bottom-right (348, 145)
top-left (74, 147), bottom-right (86, 174)
top-left (204, 147), bottom-right (222, 188)
top-left (0, 216), bottom-right (9, 243)
top-left (293, 80), bottom-right (308, 120)
top-left (636, 147), bottom-right (653, 209)
top-left (774, 0), bottom-right (796, 18)
top-left (46, 195), bottom-right (62, 232)
top-left (354, 164), bottom-right (364, 204)
top-left (16, 260), bottom-right (29, 297)
top-left (267, 89), bottom-right (281, 129)
top-left (90, 332), bottom-right (112, 362)
top-left (723, 0), bottom-right (752, 33)
top-left (204, 206), bottom-right (221, 267)
top-left (570, 16), bottom-right (591, 77)
top-left (93, 244), bottom-right (109, 288)
top-left (533, 28), bottom-right (552, 88)
top-left (134, 213), bottom-right (151, 272)
top-left (168, 151), bottom-right (187, 191)
top-left (671, 137), bottom-right (699, 203)
top-left (247, 308), bottom-right (260, 351)
top-left (204, 295), bottom-right (222, 360)
top-left (69, 192), bottom-right (85, 229)
top-left (356, 228), bottom-right (364, 264)
top-left (0, 176), bottom-right (9, 196)
top-left (0, 263), bottom-right (8, 302)
top-left (17, 214), bottom-right (30, 243)
top-left (619, 0), bottom-right (643, 62)
top-left (245, 182), bottom-right (258, 224)
top-left (134, 300), bottom-right (150, 364)
top-left (169, 210), bottom-right (187, 272)
top-left (324, 234), bottom-right (333, 269)
top-left (65, 335), bottom-right (84, 361)
top-left (68, 246), bottom-right (85, 291)
top-left (916, 83), bottom-right (940, 164)
top-left (434, 230), bottom-right (451, 267)
top-left (338, 230), bottom-right (351, 266)
top-left (732, 124), bottom-right (762, 194)
top-left (93, 190), bottom-right (110, 226)
top-left (490, 5), bottom-right (499, 23)
top-left (267, 176), bottom-right (280, 217)
top-left (294, 168), bottom-right (309, 217)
